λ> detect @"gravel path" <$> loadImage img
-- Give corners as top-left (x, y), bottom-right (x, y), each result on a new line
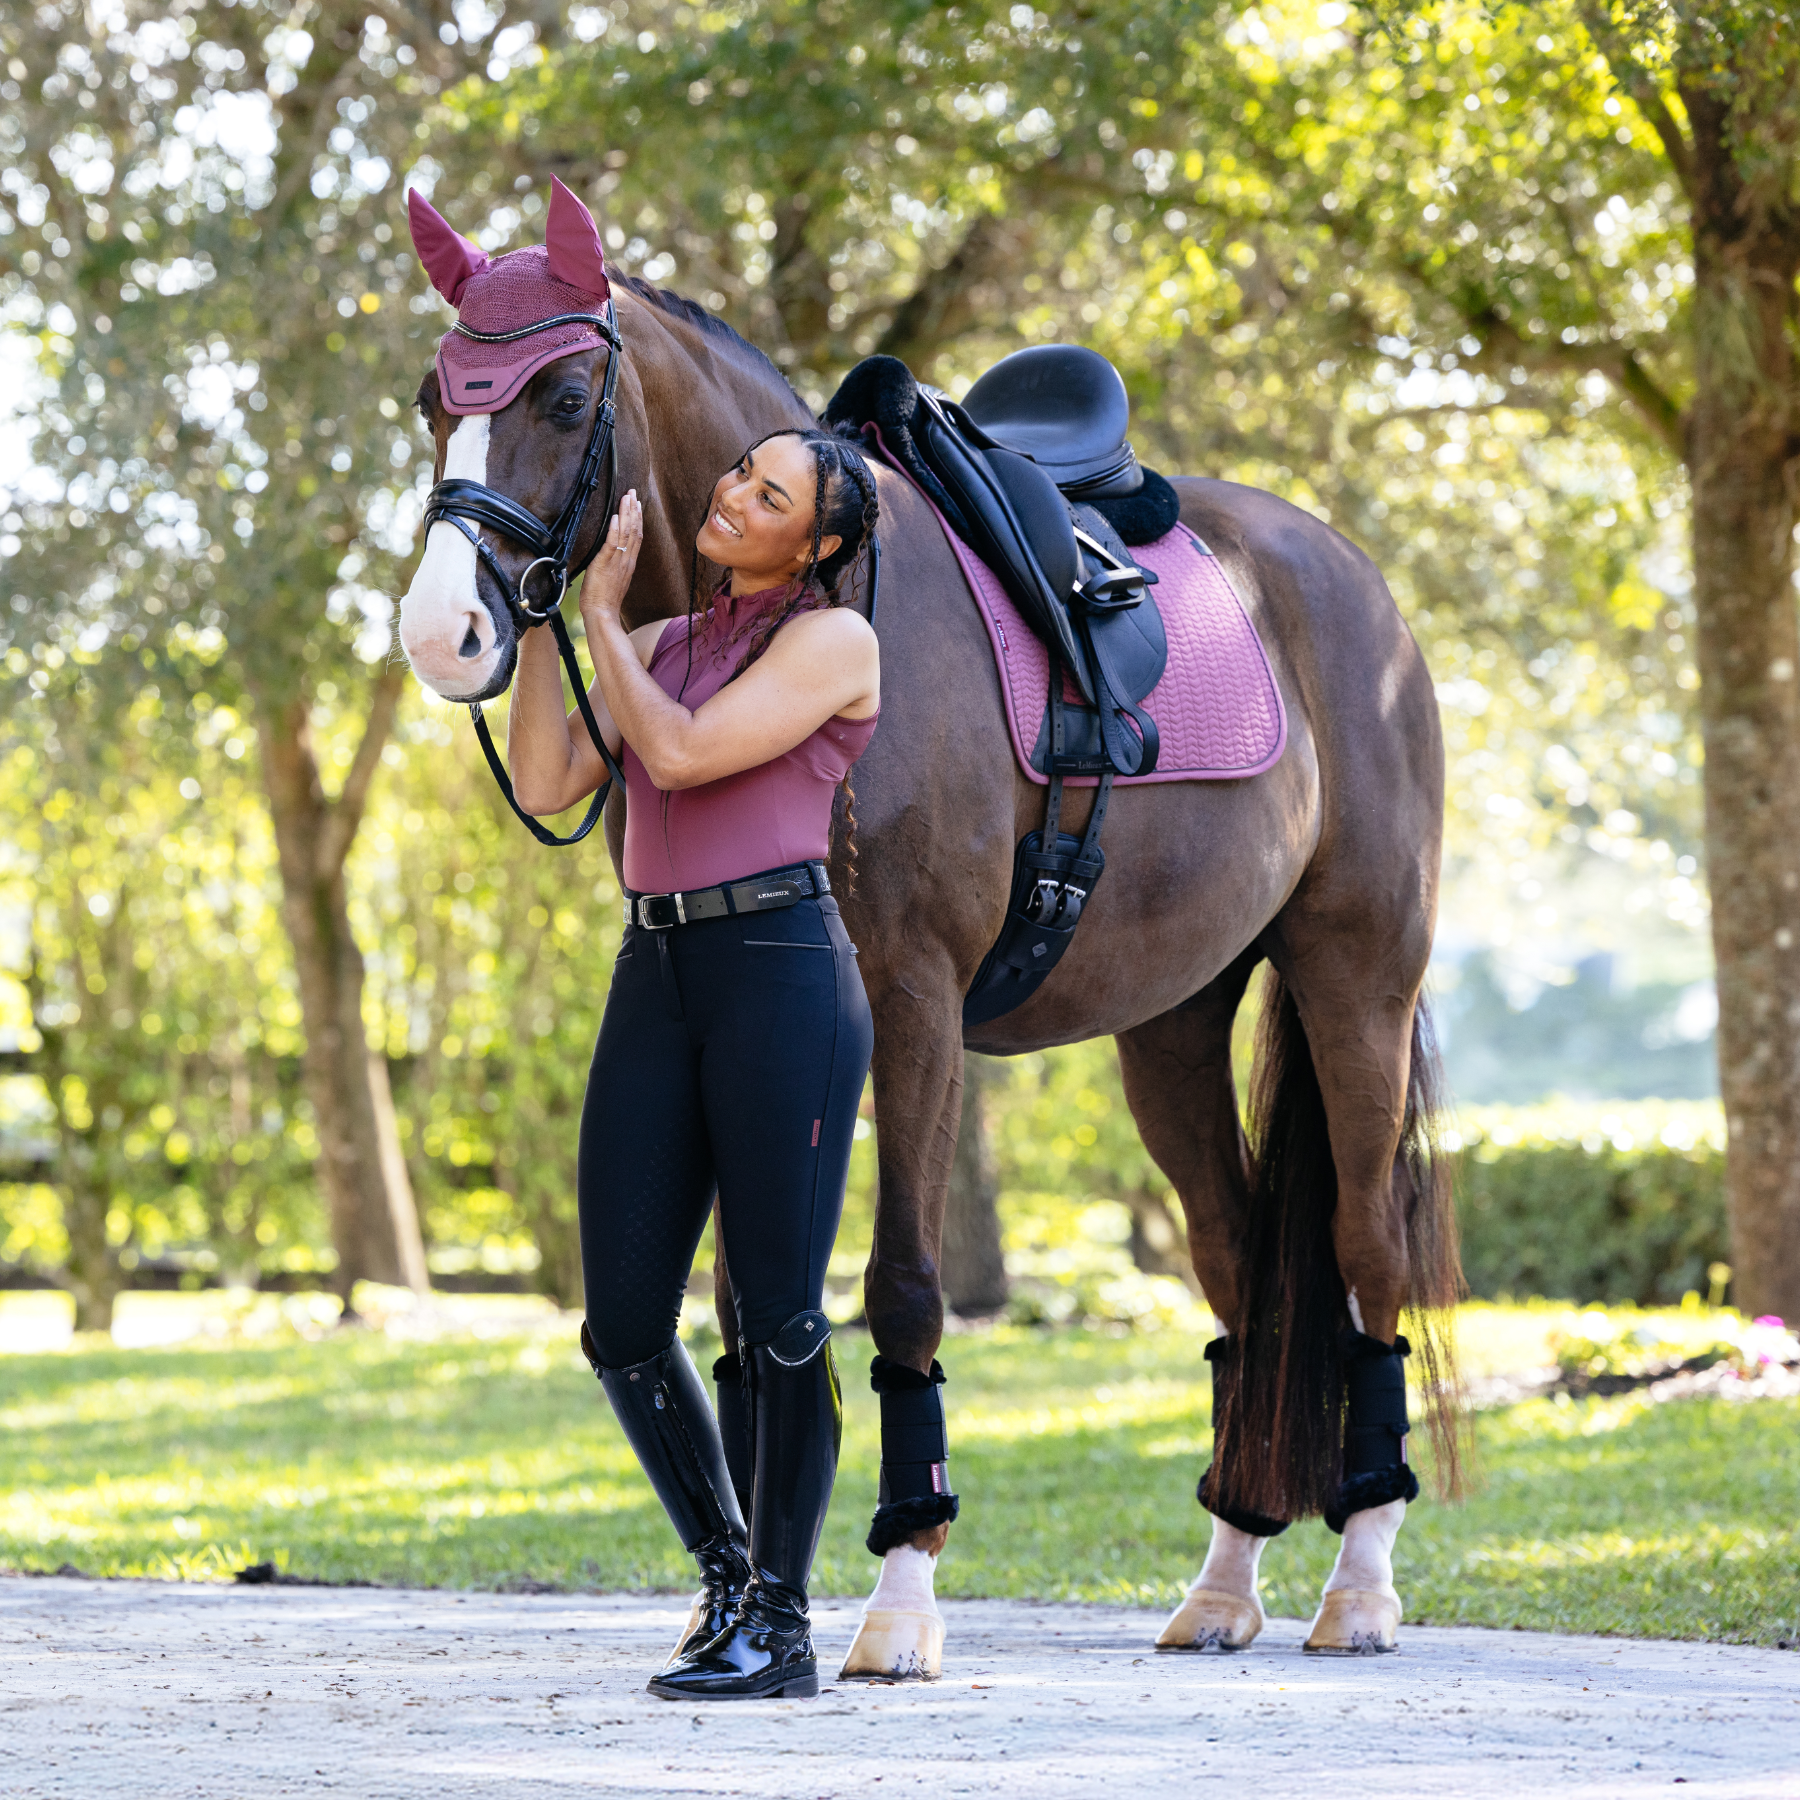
top-left (3, 1575), bottom-right (1794, 1798)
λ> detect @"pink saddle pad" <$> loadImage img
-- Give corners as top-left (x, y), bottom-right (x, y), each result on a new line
top-left (921, 499), bottom-right (1287, 787)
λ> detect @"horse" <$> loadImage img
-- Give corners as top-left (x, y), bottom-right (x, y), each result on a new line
top-left (396, 188), bottom-right (1461, 1677)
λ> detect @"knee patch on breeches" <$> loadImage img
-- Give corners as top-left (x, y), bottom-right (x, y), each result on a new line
top-left (865, 1354), bottom-right (958, 1555)
top-left (1325, 1329), bottom-right (1421, 1533)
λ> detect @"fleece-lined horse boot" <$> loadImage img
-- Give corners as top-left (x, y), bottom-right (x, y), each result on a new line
top-left (1159, 1336), bottom-right (1288, 1653)
top-left (650, 1311), bottom-right (840, 1701)
top-left (581, 1324), bottom-right (751, 1667)
top-left (842, 1356), bottom-right (957, 1680)
top-left (1305, 1330), bottom-right (1420, 1655)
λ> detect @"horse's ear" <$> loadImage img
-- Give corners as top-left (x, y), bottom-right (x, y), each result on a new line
top-left (408, 188), bottom-right (489, 306)
top-left (545, 176), bottom-right (610, 300)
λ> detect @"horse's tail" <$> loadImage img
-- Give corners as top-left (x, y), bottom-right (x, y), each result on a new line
top-left (1212, 974), bottom-right (1465, 1523)
top-left (1395, 993), bottom-right (1469, 1500)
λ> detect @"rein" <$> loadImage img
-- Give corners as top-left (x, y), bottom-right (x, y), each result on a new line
top-left (422, 302), bottom-right (629, 848)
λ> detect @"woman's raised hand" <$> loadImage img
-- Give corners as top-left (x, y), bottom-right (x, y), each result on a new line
top-left (580, 489), bottom-right (644, 624)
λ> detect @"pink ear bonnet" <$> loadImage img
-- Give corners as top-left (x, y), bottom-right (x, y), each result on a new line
top-left (408, 178), bottom-right (612, 415)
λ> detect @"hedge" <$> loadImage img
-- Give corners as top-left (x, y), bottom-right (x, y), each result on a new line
top-left (1449, 1105), bottom-right (1729, 1306)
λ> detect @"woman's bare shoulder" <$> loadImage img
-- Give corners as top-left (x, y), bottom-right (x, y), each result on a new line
top-left (629, 614), bottom-right (683, 667)
top-left (779, 605), bottom-right (877, 654)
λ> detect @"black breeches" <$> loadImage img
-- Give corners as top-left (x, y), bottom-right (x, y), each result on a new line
top-left (578, 892), bottom-right (874, 1368)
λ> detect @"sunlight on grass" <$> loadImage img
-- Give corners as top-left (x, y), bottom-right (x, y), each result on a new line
top-left (1, 1311), bottom-right (1793, 1644)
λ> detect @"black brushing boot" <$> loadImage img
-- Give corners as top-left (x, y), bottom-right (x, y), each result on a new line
top-left (1323, 1330), bottom-right (1422, 1533)
top-left (650, 1310), bottom-right (841, 1701)
top-left (580, 1323), bottom-right (751, 1664)
top-left (1194, 1335), bottom-right (1291, 1539)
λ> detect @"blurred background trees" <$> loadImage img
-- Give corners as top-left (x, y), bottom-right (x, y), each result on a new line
top-left (3, 0), bottom-right (1793, 1320)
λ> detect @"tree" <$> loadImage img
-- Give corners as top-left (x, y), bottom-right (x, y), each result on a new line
top-left (0, 0), bottom-right (537, 1296)
top-left (0, 664), bottom-right (322, 1327)
top-left (1251, 0), bottom-right (1800, 1314)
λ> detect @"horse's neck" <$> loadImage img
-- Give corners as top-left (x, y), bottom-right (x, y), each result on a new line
top-left (618, 290), bottom-right (812, 629)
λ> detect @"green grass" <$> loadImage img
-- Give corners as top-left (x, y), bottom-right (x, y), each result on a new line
top-left (1, 1317), bottom-right (1795, 1646)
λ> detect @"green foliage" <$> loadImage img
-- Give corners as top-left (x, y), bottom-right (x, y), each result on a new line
top-left (0, 674), bottom-right (323, 1316)
top-left (2, 1315), bottom-right (1793, 1645)
top-left (1453, 1107), bottom-right (1727, 1304)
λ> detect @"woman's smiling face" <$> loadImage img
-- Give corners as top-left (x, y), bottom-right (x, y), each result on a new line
top-left (695, 435), bottom-right (841, 590)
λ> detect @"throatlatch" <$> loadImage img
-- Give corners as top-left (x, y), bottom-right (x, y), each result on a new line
top-left (866, 1355), bottom-right (959, 1554)
top-left (1194, 1335), bottom-right (1289, 1538)
top-left (1324, 1330), bottom-right (1421, 1534)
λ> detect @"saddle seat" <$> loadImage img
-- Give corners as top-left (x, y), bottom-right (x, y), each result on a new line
top-left (960, 343), bottom-right (1143, 500)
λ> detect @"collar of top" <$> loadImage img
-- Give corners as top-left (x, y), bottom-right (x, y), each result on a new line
top-left (407, 177), bottom-right (612, 416)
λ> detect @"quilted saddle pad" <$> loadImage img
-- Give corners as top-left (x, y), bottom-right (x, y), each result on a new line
top-left (917, 489), bottom-right (1288, 787)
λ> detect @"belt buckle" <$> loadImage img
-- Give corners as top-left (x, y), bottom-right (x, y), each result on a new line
top-left (638, 894), bottom-right (680, 930)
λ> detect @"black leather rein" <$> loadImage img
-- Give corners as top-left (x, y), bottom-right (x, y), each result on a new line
top-left (421, 303), bottom-right (629, 848)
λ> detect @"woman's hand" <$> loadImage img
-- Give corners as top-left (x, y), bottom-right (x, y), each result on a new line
top-left (579, 490), bottom-right (644, 628)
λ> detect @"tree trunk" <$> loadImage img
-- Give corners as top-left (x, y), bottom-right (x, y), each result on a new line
top-left (941, 1052), bottom-right (1010, 1316)
top-left (258, 676), bottom-right (428, 1303)
top-left (1122, 1187), bottom-right (1202, 1292)
top-left (1684, 86), bottom-right (1800, 1322)
top-left (59, 1156), bottom-right (126, 1334)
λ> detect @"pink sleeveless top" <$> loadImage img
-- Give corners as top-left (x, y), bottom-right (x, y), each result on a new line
top-left (620, 585), bottom-right (879, 893)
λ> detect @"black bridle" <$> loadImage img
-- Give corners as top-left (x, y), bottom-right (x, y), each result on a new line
top-left (422, 304), bottom-right (628, 848)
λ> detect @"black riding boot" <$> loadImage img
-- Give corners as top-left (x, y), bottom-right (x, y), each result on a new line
top-left (581, 1323), bottom-right (751, 1662)
top-left (649, 1310), bottom-right (841, 1701)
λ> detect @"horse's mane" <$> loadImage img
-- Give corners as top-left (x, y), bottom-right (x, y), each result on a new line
top-left (612, 274), bottom-right (795, 397)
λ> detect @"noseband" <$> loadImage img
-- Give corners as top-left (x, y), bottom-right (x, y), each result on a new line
top-left (422, 303), bottom-right (628, 848)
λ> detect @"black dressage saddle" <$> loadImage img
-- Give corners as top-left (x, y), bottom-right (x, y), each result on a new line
top-left (824, 345), bottom-right (1187, 1027)
top-left (826, 346), bottom-right (1182, 782)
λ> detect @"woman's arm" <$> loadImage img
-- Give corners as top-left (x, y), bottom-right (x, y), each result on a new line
top-left (505, 502), bottom-right (664, 816)
top-left (580, 494), bottom-right (880, 792)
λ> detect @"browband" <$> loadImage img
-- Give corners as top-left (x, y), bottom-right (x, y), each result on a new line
top-left (452, 311), bottom-right (619, 346)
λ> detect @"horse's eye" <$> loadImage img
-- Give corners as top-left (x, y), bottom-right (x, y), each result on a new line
top-left (555, 393), bottom-right (585, 417)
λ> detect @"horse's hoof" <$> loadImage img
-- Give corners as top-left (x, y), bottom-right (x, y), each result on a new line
top-left (837, 1608), bottom-right (944, 1682)
top-left (1303, 1587), bottom-right (1402, 1655)
top-left (1155, 1588), bottom-right (1264, 1652)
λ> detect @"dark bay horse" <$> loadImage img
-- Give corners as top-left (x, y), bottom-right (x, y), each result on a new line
top-left (398, 220), bottom-right (1460, 1673)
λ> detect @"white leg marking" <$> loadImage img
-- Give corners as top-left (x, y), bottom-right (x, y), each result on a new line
top-left (399, 413), bottom-right (500, 698)
top-left (1323, 1496), bottom-right (1405, 1596)
top-left (864, 1545), bottom-right (941, 1617)
top-left (1156, 1514), bottom-right (1269, 1650)
top-left (839, 1547), bottom-right (945, 1681)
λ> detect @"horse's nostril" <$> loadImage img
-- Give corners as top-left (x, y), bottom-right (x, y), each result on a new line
top-left (458, 623), bottom-right (483, 659)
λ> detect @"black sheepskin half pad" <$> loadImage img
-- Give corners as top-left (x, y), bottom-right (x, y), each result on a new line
top-left (1195, 1464), bottom-right (1290, 1538)
top-left (1323, 1464), bottom-right (1421, 1535)
top-left (822, 356), bottom-right (958, 521)
top-left (866, 1493), bottom-right (960, 1556)
top-left (1089, 468), bottom-right (1181, 545)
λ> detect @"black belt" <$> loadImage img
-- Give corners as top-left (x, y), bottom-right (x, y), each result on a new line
top-left (624, 861), bottom-right (830, 931)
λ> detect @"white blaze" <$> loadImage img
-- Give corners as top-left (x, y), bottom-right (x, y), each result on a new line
top-left (399, 413), bottom-right (501, 699)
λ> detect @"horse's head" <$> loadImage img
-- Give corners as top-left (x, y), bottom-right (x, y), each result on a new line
top-left (399, 178), bottom-right (618, 703)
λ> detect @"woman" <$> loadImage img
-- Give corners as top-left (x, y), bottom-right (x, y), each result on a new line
top-left (508, 426), bottom-right (881, 1702)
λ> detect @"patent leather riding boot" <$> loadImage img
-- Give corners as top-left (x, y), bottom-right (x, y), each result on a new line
top-left (582, 1325), bottom-right (751, 1658)
top-left (649, 1311), bottom-right (840, 1701)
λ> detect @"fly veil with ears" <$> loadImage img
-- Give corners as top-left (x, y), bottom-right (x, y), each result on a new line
top-left (409, 176), bottom-right (629, 847)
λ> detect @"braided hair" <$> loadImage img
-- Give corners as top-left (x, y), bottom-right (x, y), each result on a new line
top-left (676, 423), bottom-right (882, 885)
